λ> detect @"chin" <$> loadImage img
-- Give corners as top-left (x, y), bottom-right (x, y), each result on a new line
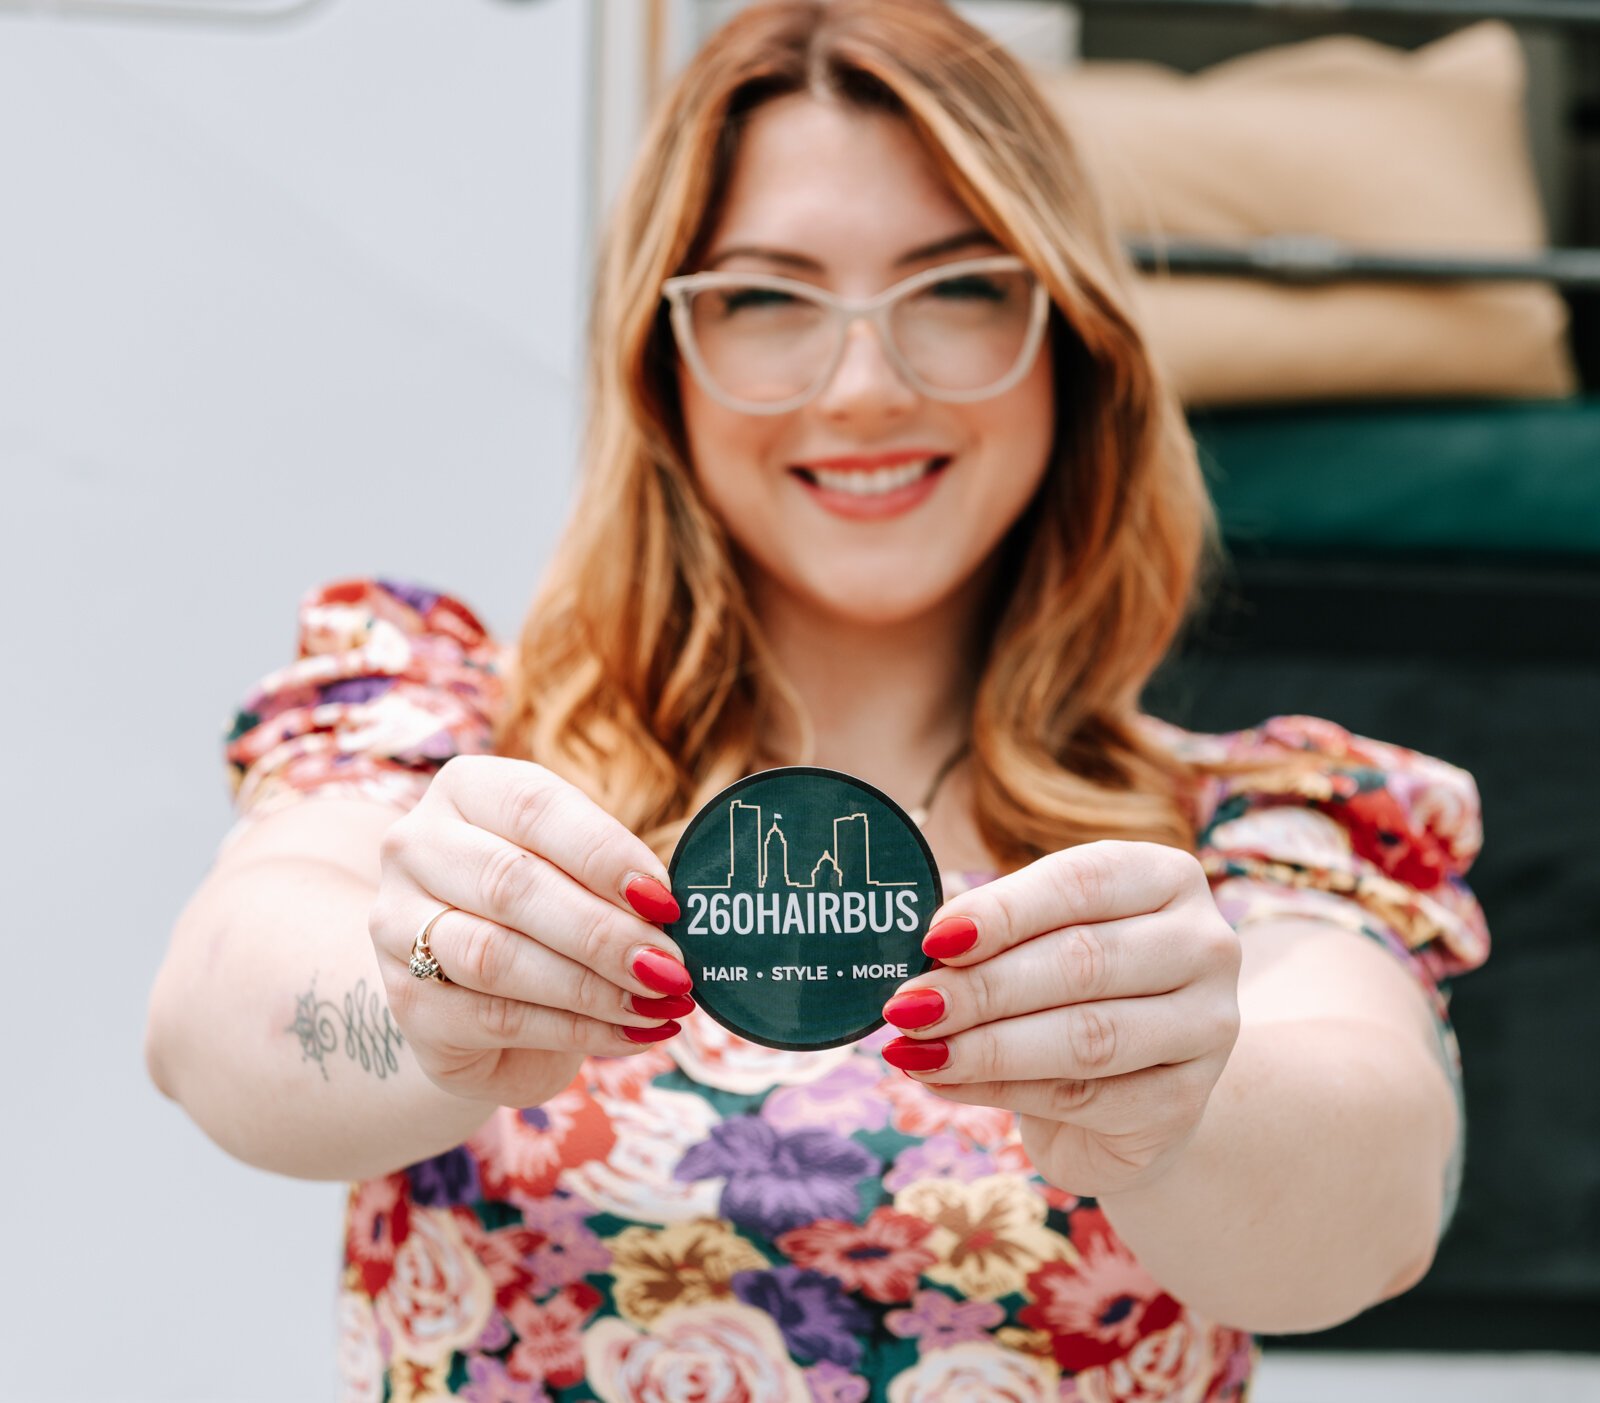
top-left (803, 570), bottom-right (968, 628)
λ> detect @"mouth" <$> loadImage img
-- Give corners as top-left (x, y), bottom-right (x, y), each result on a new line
top-left (790, 455), bottom-right (952, 499)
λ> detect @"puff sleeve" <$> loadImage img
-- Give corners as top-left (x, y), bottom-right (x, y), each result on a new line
top-left (1169, 713), bottom-right (1490, 999)
top-left (220, 577), bottom-right (507, 850)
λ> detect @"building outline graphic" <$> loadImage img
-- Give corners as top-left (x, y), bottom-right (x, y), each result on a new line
top-left (688, 800), bottom-right (916, 890)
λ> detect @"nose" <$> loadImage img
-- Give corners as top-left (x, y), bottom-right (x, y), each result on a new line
top-left (811, 315), bottom-right (919, 422)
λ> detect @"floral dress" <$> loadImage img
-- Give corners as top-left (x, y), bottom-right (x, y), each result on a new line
top-left (222, 577), bottom-right (1491, 1403)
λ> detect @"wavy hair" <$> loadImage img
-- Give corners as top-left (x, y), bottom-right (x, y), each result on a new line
top-left (493, 0), bottom-right (1320, 870)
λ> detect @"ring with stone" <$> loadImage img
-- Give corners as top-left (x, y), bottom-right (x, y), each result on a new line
top-left (408, 906), bottom-right (453, 983)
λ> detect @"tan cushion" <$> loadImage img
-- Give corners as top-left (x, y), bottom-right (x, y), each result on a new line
top-left (1034, 22), bottom-right (1577, 406)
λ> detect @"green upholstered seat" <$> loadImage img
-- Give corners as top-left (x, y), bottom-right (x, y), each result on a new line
top-left (1187, 396), bottom-right (1600, 557)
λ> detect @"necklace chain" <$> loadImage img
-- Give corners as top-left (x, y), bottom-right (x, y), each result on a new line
top-left (908, 739), bottom-right (970, 829)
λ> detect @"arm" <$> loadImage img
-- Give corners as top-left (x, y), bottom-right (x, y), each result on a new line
top-left (144, 797), bottom-right (504, 1183)
top-left (880, 840), bottom-right (1466, 1336)
top-left (1094, 914), bottom-right (1458, 1333)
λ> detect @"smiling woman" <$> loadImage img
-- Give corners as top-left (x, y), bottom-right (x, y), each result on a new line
top-left (147, 1), bottom-right (1492, 1398)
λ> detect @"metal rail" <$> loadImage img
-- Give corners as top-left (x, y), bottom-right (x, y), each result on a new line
top-left (1125, 236), bottom-right (1600, 288)
top-left (1071, 0), bottom-right (1600, 26)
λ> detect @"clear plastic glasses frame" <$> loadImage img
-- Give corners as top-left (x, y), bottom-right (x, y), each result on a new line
top-left (660, 254), bottom-right (1051, 415)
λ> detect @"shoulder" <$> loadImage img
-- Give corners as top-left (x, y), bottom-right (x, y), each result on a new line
top-left (222, 575), bottom-right (510, 834)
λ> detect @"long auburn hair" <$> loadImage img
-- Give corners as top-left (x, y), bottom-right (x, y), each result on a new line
top-left (493, 0), bottom-right (1318, 870)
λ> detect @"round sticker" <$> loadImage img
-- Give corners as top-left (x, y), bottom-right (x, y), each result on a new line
top-left (664, 766), bottom-right (942, 1051)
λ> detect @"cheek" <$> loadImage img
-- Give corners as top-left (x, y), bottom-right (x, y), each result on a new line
top-left (963, 358), bottom-right (1056, 512)
top-left (678, 367), bottom-right (783, 516)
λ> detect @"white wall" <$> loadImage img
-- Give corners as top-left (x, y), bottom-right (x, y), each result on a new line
top-left (1, 0), bottom-right (592, 1396)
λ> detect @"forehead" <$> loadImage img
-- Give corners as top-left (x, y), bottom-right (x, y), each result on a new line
top-left (704, 92), bottom-right (976, 274)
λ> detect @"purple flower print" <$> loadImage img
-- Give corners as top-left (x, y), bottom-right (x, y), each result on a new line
top-left (805, 1360), bottom-right (871, 1403)
top-left (404, 1145), bottom-right (481, 1208)
top-left (731, 1266), bottom-right (873, 1368)
top-left (763, 1060), bottom-right (890, 1136)
top-left (473, 1309), bottom-right (514, 1352)
top-left (511, 1188), bottom-right (610, 1288)
top-left (377, 577), bottom-right (442, 615)
top-left (855, 1024), bottom-right (898, 1055)
top-left (884, 1289), bottom-right (1005, 1353)
top-left (883, 1132), bottom-right (996, 1193)
top-left (319, 676), bottom-right (396, 705)
top-left (675, 1118), bottom-right (880, 1237)
top-left (459, 1354), bottom-right (549, 1403)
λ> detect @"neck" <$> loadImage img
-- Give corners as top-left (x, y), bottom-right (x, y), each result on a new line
top-left (750, 560), bottom-right (997, 812)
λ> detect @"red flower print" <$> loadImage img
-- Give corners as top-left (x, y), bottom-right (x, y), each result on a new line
top-left (776, 1209), bottom-right (937, 1304)
top-left (1330, 786), bottom-right (1449, 892)
top-left (345, 1175), bottom-right (412, 1297)
top-left (473, 1087), bottom-right (617, 1205)
top-left (583, 1046), bottom-right (675, 1102)
top-left (505, 1282), bottom-right (602, 1388)
top-left (449, 1207), bottom-right (545, 1312)
top-left (1019, 1210), bottom-right (1179, 1372)
top-left (879, 1071), bottom-right (1013, 1148)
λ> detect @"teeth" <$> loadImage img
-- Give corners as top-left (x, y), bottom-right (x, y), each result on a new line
top-left (808, 458), bottom-right (941, 496)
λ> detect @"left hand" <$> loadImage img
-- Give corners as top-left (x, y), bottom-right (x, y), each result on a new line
top-left (880, 840), bottom-right (1241, 1196)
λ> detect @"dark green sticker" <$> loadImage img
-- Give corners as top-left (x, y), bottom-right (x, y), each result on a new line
top-left (664, 766), bottom-right (941, 1051)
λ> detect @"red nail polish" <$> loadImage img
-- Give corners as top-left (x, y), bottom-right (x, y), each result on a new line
top-left (624, 874), bottom-right (681, 925)
top-left (882, 1036), bottom-right (949, 1072)
top-left (923, 917), bottom-right (978, 960)
top-left (631, 946), bottom-right (693, 996)
top-left (623, 1020), bottom-right (682, 1044)
top-left (631, 992), bottom-right (696, 1019)
top-left (882, 987), bottom-right (945, 1030)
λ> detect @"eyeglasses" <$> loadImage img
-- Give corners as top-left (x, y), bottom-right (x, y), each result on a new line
top-left (660, 254), bottom-right (1050, 415)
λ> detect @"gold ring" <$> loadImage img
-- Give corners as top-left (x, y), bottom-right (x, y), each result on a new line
top-left (408, 906), bottom-right (453, 983)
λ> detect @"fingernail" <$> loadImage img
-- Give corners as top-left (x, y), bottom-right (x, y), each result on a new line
top-left (623, 1020), bottom-right (682, 1044)
top-left (882, 1036), bottom-right (949, 1072)
top-left (882, 987), bottom-right (945, 1030)
top-left (631, 946), bottom-right (693, 996)
top-left (624, 873), bottom-right (681, 925)
top-left (923, 917), bottom-right (978, 960)
top-left (630, 992), bottom-right (696, 1019)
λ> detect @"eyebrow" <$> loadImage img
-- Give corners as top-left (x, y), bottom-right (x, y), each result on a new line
top-left (704, 227), bottom-right (1002, 273)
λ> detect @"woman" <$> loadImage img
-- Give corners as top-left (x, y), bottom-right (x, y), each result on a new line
top-left (145, 1), bottom-right (1490, 1397)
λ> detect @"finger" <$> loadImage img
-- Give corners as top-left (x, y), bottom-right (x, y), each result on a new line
top-left (392, 899), bottom-right (694, 1028)
top-left (884, 910), bottom-right (1209, 1036)
top-left (881, 990), bottom-right (1228, 1084)
top-left (385, 820), bottom-right (693, 1001)
top-left (438, 756), bottom-right (680, 924)
top-left (389, 964), bottom-right (682, 1059)
top-left (921, 840), bottom-right (1202, 967)
top-left (912, 1058), bottom-right (1221, 1135)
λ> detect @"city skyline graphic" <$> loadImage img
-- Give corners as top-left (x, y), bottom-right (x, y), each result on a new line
top-left (687, 800), bottom-right (917, 891)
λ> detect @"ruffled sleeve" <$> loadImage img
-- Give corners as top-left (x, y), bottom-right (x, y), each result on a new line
top-left (1147, 712), bottom-right (1490, 998)
top-left (220, 577), bottom-right (507, 849)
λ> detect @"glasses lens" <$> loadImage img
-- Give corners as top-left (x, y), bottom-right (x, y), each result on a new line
top-left (678, 264), bottom-right (1040, 409)
top-left (683, 284), bottom-right (836, 406)
top-left (890, 266), bottom-right (1038, 393)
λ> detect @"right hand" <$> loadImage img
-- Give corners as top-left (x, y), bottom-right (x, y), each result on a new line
top-left (369, 755), bottom-right (694, 1108)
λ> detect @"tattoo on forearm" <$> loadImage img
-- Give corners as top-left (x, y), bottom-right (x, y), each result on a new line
top-left (285, 977), bottom-right (405, 1081)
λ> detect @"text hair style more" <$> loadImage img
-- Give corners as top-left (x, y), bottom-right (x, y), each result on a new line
top-left (492, 0), bottom-right (1326, 870)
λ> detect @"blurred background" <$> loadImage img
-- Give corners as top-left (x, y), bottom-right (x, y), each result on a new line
top-left (3, 0), bottom-right (1595, 1397)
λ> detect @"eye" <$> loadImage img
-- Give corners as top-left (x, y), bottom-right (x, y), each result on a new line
top-left (930, 274), bottom-right (1007, 301)
top-left (718, 287), bottom-right (799, 314)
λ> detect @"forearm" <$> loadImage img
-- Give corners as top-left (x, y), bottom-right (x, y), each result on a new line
top-left (1095, 1015), bottom-right (1457, 1334)
top-left (146, 857), bottom-right (570, 1181)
